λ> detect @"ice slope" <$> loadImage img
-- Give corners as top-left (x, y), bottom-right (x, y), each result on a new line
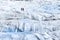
top-left (0, 0), bottom-right (60, 40)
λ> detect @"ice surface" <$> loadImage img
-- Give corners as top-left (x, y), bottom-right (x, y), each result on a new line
top-left (0, 0), bottom-right (60, 40)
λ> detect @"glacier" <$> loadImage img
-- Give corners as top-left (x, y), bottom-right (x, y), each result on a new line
top-left (0, 0), bottom-right (60, 40)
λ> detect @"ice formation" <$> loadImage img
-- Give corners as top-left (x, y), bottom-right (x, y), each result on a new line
top-left (0, 0), bottom-right (60, 40)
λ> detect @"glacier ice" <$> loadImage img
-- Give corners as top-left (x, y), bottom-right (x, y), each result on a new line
top-left (0, 0), bottom-right (60, 40)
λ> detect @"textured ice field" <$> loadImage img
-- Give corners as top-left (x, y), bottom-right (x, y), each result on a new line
top-left (0, 0), bottom-right (60, 40)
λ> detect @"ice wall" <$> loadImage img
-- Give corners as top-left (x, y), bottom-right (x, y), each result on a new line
top-left (0, 0), bottom-right (60, 40)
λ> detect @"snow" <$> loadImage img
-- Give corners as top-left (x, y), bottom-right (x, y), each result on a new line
top-left (0, 0), bottom-right (60, 40)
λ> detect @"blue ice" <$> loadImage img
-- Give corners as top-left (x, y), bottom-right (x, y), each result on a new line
top-left (0, 0), bottom-right (60, 40)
